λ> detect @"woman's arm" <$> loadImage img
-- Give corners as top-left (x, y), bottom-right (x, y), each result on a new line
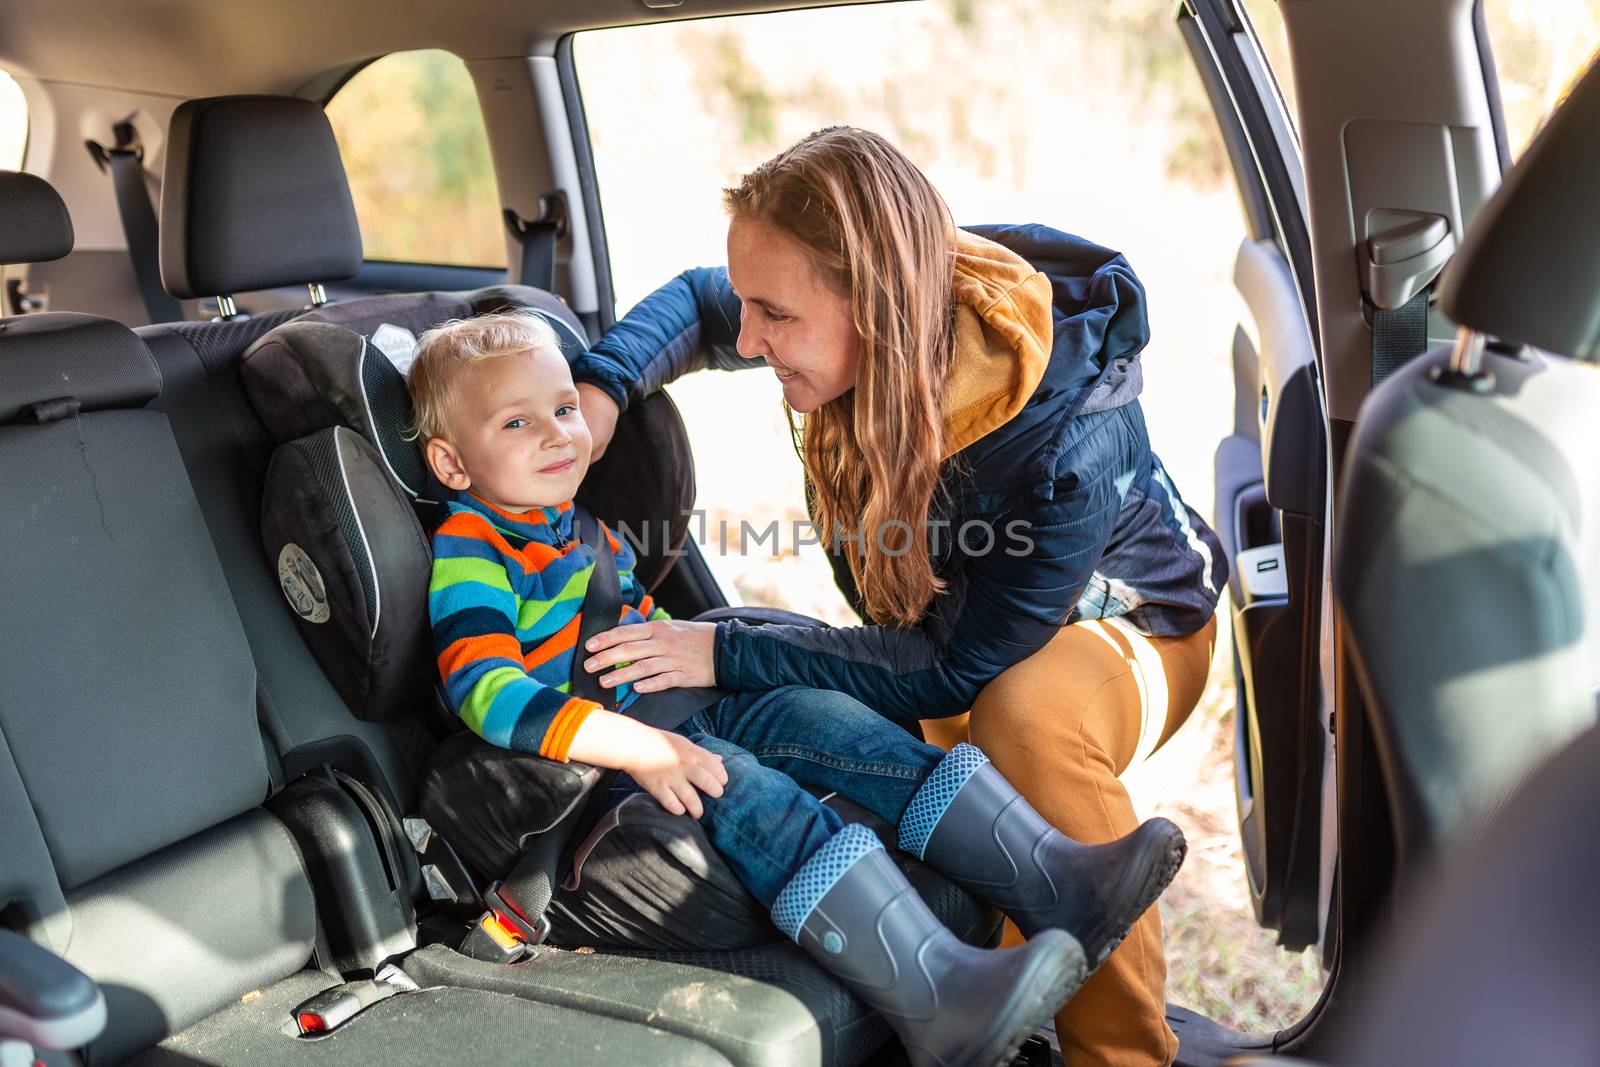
top-left (569, 267), bottom-right (751, 412)
top-left (583, 456), bottom-right (1127, 720)
top-left (713, 464), bottom-right (1125, 722)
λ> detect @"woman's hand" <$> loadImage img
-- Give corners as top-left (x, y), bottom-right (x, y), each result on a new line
top-left (576, 382), bottom-right (620, 462)
top-left (584, 619), bottom-right (717, 693)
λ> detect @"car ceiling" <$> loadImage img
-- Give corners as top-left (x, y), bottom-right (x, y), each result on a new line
top-left (0, 0), bottom-right (880, 99)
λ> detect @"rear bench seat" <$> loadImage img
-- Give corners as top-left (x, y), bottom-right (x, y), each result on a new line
top-left (109, 95), bottom-right (997, 1065)
top-left (0, 170), bottom-right (727, 1066)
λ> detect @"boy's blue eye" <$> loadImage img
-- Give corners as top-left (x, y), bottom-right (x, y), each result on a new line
top-left (503, 418), bottom-right (526, 430)
top-left (555, 404), bottom-right (576, 417)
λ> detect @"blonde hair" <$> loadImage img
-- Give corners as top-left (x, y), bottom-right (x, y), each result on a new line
top-left (407, 311), bottom-right (562, 441)
top-left (725, 127), bottom-right (956, 627)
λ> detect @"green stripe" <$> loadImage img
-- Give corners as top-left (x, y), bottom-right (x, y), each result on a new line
top-left (431, 555), bottom-right (513, 595)
top-left (460, 666), bottom-right (527, 734)
top-left (516, 567), bottom-right (591, 630)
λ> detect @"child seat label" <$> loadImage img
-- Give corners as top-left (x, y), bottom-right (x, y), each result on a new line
top-left (370, 323), bottom-right (419, 377)
top-left (278, 543), bottom-right (331, 624)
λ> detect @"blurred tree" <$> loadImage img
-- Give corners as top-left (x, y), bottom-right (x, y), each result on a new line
top-left (327, 50), bottom-right (506, 267)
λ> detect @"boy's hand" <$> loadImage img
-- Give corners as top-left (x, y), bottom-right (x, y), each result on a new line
top-left (563, 710), bottom-right (727, 819)
top-left (576, 383), bottom-right (620, 462)
top-left (622, 728), bottom-right (729, 819)
top-left (583, 619), bottom-right (717, 692)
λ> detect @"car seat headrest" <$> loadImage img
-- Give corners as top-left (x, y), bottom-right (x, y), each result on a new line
top-left (243, 320), bottom-right (435, 499)
top-left (1439, 56), bottom-right (1600, 360)
top-left (240, 287), bottom-right (589, 501)
top-left (0, 313), bottom-right (161, 425)
top-left (0, 171), bottom-right (74, 265)
top-left (160, 95), bottom-right (362, 301)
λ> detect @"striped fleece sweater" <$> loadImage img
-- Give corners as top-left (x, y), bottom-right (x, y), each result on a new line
top-left (429, 491), bottom-right (667, 762)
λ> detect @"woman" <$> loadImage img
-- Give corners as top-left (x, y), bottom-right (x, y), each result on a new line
top-left (572, 126), bottom-right (1225, 1067)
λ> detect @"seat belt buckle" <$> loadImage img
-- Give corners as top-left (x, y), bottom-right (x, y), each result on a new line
top-left (483, 882), bottom-right (550, 945)
top-left (459, 909), bottom-right (533, 964)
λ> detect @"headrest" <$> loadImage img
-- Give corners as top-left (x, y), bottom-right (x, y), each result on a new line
top-left (0, 313), bottom-right (161, 424)
top-left (240, 287), bottom-right (590, 500)
top-left (160, 95), bottom-right (362, 300)
top-left (1439, 57), bottom-right (1600, 360)
top-left (0, 171), bottom-right (74, 264)
top-left (244, 320), bottom-right (433, 499)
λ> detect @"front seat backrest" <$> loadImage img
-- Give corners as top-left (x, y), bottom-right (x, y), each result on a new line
top-left (1334, 55), bottom-right (1600, 862)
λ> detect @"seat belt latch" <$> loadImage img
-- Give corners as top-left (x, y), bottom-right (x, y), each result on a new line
top-left (288, 979), bottom-right (398, 1037)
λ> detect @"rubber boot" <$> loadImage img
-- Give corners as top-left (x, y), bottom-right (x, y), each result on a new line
top-left (902, 743), bottom-right (1187, 970)
top-left (774, 824), bottom-right (1087, 1067)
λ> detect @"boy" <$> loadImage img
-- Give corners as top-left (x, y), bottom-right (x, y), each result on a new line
top-left (411, 312), bottom-right (1183, 1067)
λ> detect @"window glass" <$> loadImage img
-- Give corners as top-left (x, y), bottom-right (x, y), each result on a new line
top-left (326, 50), bottom-right (506, 267)
top-left (0, 70), bottom-right (27, 170)
top-left (578, 3), bottom-right (1321, 1032)
top-left (1482, 0), bottom-right (1600, 157)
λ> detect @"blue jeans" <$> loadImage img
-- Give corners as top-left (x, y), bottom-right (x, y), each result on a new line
top-left (610, 685), bottom-right (945, 907)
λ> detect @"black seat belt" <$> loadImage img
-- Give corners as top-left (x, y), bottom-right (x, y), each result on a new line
top-left (504, 207), bottom-right (559, 292)
top-left (489, 506), bottom-right (718, 942)
top-left (100, 121), bottom-right (185, 325)
top-left (1370, 287), bottom-right (1431, 387)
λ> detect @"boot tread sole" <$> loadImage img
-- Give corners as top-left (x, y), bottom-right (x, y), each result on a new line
top-left (1083, 820), bottom-right (1188, 973)
top-left (946, 933), bottom-right (1087, 1067)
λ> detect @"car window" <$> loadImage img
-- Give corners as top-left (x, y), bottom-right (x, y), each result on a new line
top-left (325, 49), bottom-right (506, 267)
top-left (1482, 0), bottom-right (1600, 157)
top-left (0, 70), bottom-right (27, 169)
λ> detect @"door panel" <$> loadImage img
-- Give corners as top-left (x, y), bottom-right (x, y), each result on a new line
top-left (1182, 0), bottom-right (1327, 951)
top-left (1224, 237), bottom-right (1326, 950)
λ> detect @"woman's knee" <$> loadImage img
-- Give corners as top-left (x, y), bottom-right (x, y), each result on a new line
top-left (971, 622), bottom-right (1135, 741)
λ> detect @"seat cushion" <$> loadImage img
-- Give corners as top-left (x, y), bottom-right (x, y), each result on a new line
top-left (133, 970), bottom-right (731, 1067)
top-left (405, 799), bottom-right (997, 1067)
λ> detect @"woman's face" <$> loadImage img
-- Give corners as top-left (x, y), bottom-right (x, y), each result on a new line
top-left (726, 216), bottom-right (862, 413)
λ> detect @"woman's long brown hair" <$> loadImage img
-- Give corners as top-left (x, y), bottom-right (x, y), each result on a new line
top-left (725, 127), bottom-right (956, 626)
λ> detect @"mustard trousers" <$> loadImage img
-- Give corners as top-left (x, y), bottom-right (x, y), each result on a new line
top-left (921, 613), bottom-right (1218, 1067)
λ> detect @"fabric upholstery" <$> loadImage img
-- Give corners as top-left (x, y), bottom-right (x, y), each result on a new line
top-left (0, 410), bottom-right (268, 890)
top-left (134, 975), bottom-right (732, 1067)
top-left (64, 810), bottom-right (317, 1066)
top-left (1336, 346), bottom-right (1600, 857)
top-left (0, 313), bottom-right (160, 423)
top-left (160, 96), bottom-right (362, 299)
top-left (0, 170), bottom-right (74, 264)
top-left (141, 325), bottom-right (423, 808)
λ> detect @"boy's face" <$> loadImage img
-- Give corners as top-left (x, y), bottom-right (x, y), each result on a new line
top-left (424, 346), bottom-right (593, 513)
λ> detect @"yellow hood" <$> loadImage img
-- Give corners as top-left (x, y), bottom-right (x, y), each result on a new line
top-left (942, 228), bottom-right (1054, 458)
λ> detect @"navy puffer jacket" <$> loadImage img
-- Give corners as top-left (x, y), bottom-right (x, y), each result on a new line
top-left (571, 224), bottom-right (1226, 722)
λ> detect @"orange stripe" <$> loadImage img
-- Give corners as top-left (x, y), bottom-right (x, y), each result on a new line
top-left (539, 698), bottom-right (599, 761)
top-left (469, 494), bottom-right (574, 526)
top-left (523, 614), bottom-right (581, 671)
top-left (517, 539), bottom-right (561, 568)
top-left (551, 703), bottom-right (591, 759)
top-left (438, 632), bottom-right (523, 681)
top-left (635, 594), bottom-right (656, 620)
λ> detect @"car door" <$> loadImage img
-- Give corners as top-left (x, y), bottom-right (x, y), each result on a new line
top-left (1178, 0), bottom-right (1329, 956)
